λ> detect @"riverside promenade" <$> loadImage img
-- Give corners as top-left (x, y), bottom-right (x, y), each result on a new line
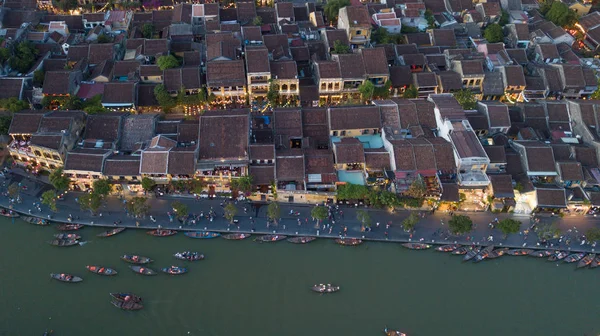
top-left (3, 168), bottom-right (600, 253)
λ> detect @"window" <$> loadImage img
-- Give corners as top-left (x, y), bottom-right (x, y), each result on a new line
top-left (340, 131), bottom-right (346, 136)
top-left (282, 84), bottom-right (288, 91)
top-left (290, 84), bottom-right (297, 91)
top-left (332, 131), bottom-right (338, 136)
top-left (321, 83), bottom-right (326, 90)
top-left (34, 150), bottom-right (41, 156)
top-left (119, 176), bottom-right (125, 180)
top-left (356, 30), bottom-right (362, 35)
top-left (49, 165), bottom-right (56, 169)
top-left (363, 129), bottom-right (369, 135)
top-left (52, 155), bottom-right (60, 161)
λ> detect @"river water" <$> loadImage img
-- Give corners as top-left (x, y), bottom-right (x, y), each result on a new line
top-left (1, 217), bottom-right (599, 336)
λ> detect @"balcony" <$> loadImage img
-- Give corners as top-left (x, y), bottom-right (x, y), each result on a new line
top-left (458, 170), bottom-right (490, 187)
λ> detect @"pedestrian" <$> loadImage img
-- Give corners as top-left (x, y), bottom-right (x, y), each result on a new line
top-left (136, 221), bottom-right (140, 227)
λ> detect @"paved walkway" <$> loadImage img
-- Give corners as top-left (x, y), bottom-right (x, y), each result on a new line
top-left (2, 169), bottom-right (600, 253)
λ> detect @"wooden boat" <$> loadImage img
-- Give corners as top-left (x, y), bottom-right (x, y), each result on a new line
top-left (174, 251), bottom-right (204, 261)
top-left (589, 257), bottom-right (600, 268)
top-left (97, 227), bottom-right (125, 237)
top-left (86, 265), bottom-right (118, 276)
top-left (121, 255), bottom-right (152, 264)
top-left (256, 234), bottom-right (287, 242)
top-left (548, 251), bottom-right (569, 261)
top-left (473, 245), bottom-right (494, 262)
top-left (403, 243), bottom-right (431, 250)
top-left (311, 283), bottom-right (340, 293)
top-left (184, 231), bottom-right (220, 239)
top-left (463, 247), bottom-right (481, 261)
top-left (384, 327), bottom-right (407, 336)
top-left (110, 293), bottom-right (142, 303)
top-left (129, 265), bottom-right (157, 276)
top-left (577, 253), bottom-right (596, 268)
top-left (529, 250), bottom-right (553, 257)
top-left (564, 253), bottom-right (585, 263)
top-left (146, 229), bottom-right (177, 237)
top-left (47, 239), bottom-right (78, 247)
top-left (335, 238), bottom-right (362, 246)
top-left (506, 249), bottom-right (533, 256)
top-left (22, 216), bottom-right (49, 226)
top-left (111, 300), bottom-right (143, 311)
top-left (54, 233), bottom-right (81, 240)
top-left (222, 233), bottom-right (251, 240)
top-left (0, 209), bottom-right (19, 217)
top-left (287, 236), bottom-right (316, 244)
top-left (162, 266), bottom-right (188, 275)
top-left (435, 244), bottom-right (460, 252)
top-left (50, 273), bottom-right (83, 283)
top-left (487, 248), bottom-right (509, 259)
top-left (452, 246), bottom-right (471, 255)
top-left (56, 224), bottom-right (83, 231)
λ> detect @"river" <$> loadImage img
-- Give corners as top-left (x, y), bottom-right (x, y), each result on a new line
top-left (1, 217), bottom-right (599, 336)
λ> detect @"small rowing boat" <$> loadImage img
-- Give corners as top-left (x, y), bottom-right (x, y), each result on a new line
top-left (184, 231), bottom-right (220, 239)
top-left (577, 253), bottom-right (596, 268)
top-left (487, 248), bottom-right (509, 259)
top-left (384, 327), bottom-right (407, 336)
top-left (529, 250), bottom-right (553, 257)
top-left (22, 216), bottom-right (49, 226)
top-left (564, 253), bottom-right (585, 263)
top-left (463, 247), bottom-right (481, 261)
top-left (50, 273), bottom-right (83, 283)
top-left (47, 239), bottom-right (78, 247)
top-left (335, 238), bottom-right (362, 246)
top-left (54, 233), bottom-right (81, 240)
top-left (590, 257), bottom-right (600, 268)
top-left (97, 227), bottom-right (125, 237)
top-left (256, 234), bottom-right (287, 242)
top-left (162, 266), bottom-right (188, 275)
top-left (548, 251), bottom-right (568, 261)
top-left (452, 246), bottom-right (471, 255)
top-left (403, 243), bottom-right (431, 250)
top-left (473, 245), bottom-right (494, 262)
top-left (311, 283), bottom-right (340, 293)
top-left (174, 251), bottom-right (205, 261)
top-left (287, 236), bottom-right (316, 244)
top-left (129, 265), bottom-right (157, 275)
top-left (146, 229), bottom-right (177, 237)
top-left (222, 233), bottom-right (251, 240)
top-left (0, 209), bottom-right (19, 218)
top-left (56, 224), bottom-right (83, 231)
top-left (111, 300), bottom-right (143, 311)
top-left (110, 293), bottom-right (142, 303)
top-left (435, 244), bottom-right (461, 252)
top-left (506, 249), bottom-right (533, 256)
top-left (121, 255), bottom-right (152, 264)
top-left (86, 265), bottom-right (118, 276)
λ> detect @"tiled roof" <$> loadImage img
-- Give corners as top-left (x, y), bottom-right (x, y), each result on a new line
top-left (270, 60), bottom-right (297, 79)
top-left (484, 146), bottom-right (506, 163)
top-left (84, 114), bottom-right (124, 142)
top-left (102, 82), bottom-right (136, 105)
top-left (103, 155), bottom-right (141, 176)
top-left (249, 144), bottom-right (275, 161)
top-left (489, 174), bottom-right (514, 198)
top-left (276, 2), bottom-right (294, 18)
top-left (334, 53), bottom-right (366, 79)
top-left (502, 65), bottom-right (526, 87)
top-left (206, 60), bottom-right (246, 87)
top-left (177, 122), bottom-right (199, 144)
top-left (481, 101), bottom-right (510, 128)
top-left (431, 29), bottom-right (456, 47)
top-left (275, 154), bottom-right (305, 180)
top-left (364, 149), bottom-right (391, 171)
top-left (88, 43), bottom-right (115, 65)
top-left (249, 165), bottom-right (275, 185)
top-left (361, 47), bottom-right (389, 76)
top-left (8, 112), bottom-right (46, 135)
top-left (324, 29), bottom-right (349, 48)
top-left (113, 60), bottom-right (140, 78)
top-left (389, 66), bottom-right (414, 88)
top-left (333, 138), bottom-right (365, 164)
top-left (120, 114), bottom-right (156, 152)
top-left (536, 187), bottom-right (566, 207)
top-left (199, 111), bottom-right (249, 160)
top-left (64, 148), bottom-right (109, 173)
top-left (514, 141), bottom-right (556, 173)
top-left (42, 71), bottom-right (73, 95)
top-left (328, 106), bottom-right (381, 130)
top-left (245, 47), bottom-right (271, 73)
top-left (405, 33), bottom-right (432, 46)
top-left (315, 60), bottom-right (341, 79)
top-left (437, 71), bottom-right (462, 91)
top-left (168, 147), bottom-right (197, 176)
top-left (237, 1), bottom-right (257, 22)
top-left (579, 11), bottom-right (600, 31)
top-left (140, 148), bottom-right (169, 174)
top-left (274, 108), bottom-right (303, 138)
top-left (414, 72), bottom-right (438, 88)
top-left (557, 161), bottom-right (583, 181)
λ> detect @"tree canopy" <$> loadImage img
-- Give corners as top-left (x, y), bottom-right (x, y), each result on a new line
top-left (142, 23), bottom-right (154, 38)
top-left (41, 190), bottom-right (58, 212)
top-left (337, 183), bottom-right (370, 200)
top-left (586, 228), bottom-right (600, 242)
top-left (0, 116), bottom-right (11, 135)
top-left (154, 84), bottom-right (177, 111)
top-left (324, 0), bottom-right (350, 22)
top-left (157, 55), bottom-right (181, 70)
top-left (403, 85), bottom-right (418, 99)
top-left (141, 177), bottom-right (156, 192)
top-left (404, 177), bottom-right (426, 199)
top-left (358, 80), bottom-right (375, 102)
top-left (224, 203), bottom-right (238, 223)
top-left (448, 214), bottom-right (473, 235)
top-left (541, 1), bottom-right (577, 27)
top-left (497, 218), bottom-right (521, 236)
top-left (311, 206), bottom-right (328, 222)
top-left (126, 197), bottom-right (149, 218)
top-left (231, 176), bottom-right (253, 193)
top-left (484, 24), bottom-right (504, 43)
top-left (171, 201), bottom-right (189, 218)
top-left (267, 202), bottom-right (281, 224)
top-left (0, 98), bottom-right (29, 113)
top-left (49, 167), bottom-right (70, 192)
top-left (92, 179), bottom-right (111, 197)
top-left (252, 16), bottom-right (263, 26)
top-left (266, 80), bottom-right (279, 105)
top-left (78, 192), bottom-right (101, 214)
top-left (453, 89), bottom-right (477, 110)
top-left (402, 213), bottom-right (419, 232)
top-left (332, 40), bottom-right (351, 54)
top-left (356, 210), bottom-right (372, 228)
top-left (9, 41), bottom-right (39, 74)
top-left (371, 27), bottom-right (403, 44)
top-left (424, 9), bottom-right (435, 28)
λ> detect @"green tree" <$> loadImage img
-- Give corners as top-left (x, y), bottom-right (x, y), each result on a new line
top-left (448, 214), bottom-right (473, 235)
top-left (374, 80), bottom-right (392, 99)
top-left (33, 70), bottom-right (45, 87)
top-left (9, 41), bottom-right (39, 73)
top-left (372, 27), bottom-right (390, 44)
top-left (171, 200), bottom-right (189, 218)
top-left (92, 179), bottom-right (111, 197)
top-left (378, 190), bottom-right (399, 209)
top-left (82, 94), bottom-right (106, 114)
top-left (324, 0), bottom-right (350, 23)
top-left (126, 196), bottom-right (149, 218)
top-left (189, 179), bottom-right (205, 194)
top-left (78, 192), bottom-right (101, 214)
top-left (41, 190), bottom-right (58, 212)
top-left (484, 24), bottom-right (504, 43)
top-left (403, 85), bottom-right (419, 99)
top-left (332, 40), bottom-right (351, 54)
top-left (267, 202), bottom-right (281, 224)
top-left (0, 98), bottom-right (29, 112)
top-left (266, 80), bottom-right (279, 106)
top-left (498, 10), bottom-right (509, 26)
top-left (591, 80), bottom-right (600, 100)
top-left (586, 228), bottom-right (600, 242)
top-left (252, 16), bottom-right (263, 26)
top-left (157, 55), bottom-right (180, 70)
top-left (52, 0), bottom-right (78, 11)
top-left (49, 167), bottom-right (70, 192)
top-left (7, 182), bottom-right (19, 198)
top-left (97, 34), bottom-right (111, 43)
top-left (231, 176), bottom-right (253, 194)
top-left (402, 212), bottom-right (419, 232)
top-left (311, 206), bottom-right (328, 223)
top-left (153, 84), bottom-right (177, 111)
top-left (224, 203), bottom-right (237, 223)
top-left (358, 80), bottom-right (375, 102)
top-left (543, 1), bottom-right (577, 27)
top-left (356, 209), bottom-right (371, 229)
top-left (142, 23), bottom-right (154, 38)
top-left (141, 177), bottom-right (156, 192)
top-left (0, 116), bottom-right (11, 135)
top-left (0, 47), bottom-right (10, 64)
top-left (336, 183), bottom-right (370, 200)
top-left (497, 218), bottom-right (521, 236)
top-left (424, 9), bottom-right (435, 28)
top-left (404, 177), bottom-right (426, 199)
top-left (453, 89), bottom-right (477, 110)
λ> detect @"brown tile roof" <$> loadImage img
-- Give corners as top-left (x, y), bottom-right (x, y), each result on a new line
top-left (328, 106), bottom-right (381, 130)
top-left (42, 71), bottom-right (74, 95)
top-left (263, 34), bottom-right (290, 59)
top-left (373, 100), bottom-right (400, 129)
top-left (274, 108), bottom-right (303, 138)
top-left (334, 53), bottom-right (366, 79)
top-left (113, 60), bottom-right (140, 78)
top-left (276, 2), bottom-right (294, 18)
top-left (431, 29), bottom-right (456, 47)
top-left (102, 82), bottom-right (136, 105)
top-left (30, 134), bottom-right (63, 150)
top-left (103, 155), bottom-right (141, 176)
top-left (257, 7), bottom-right (277, 24)
top-left (506, 48), bottom-right (528, 64)
top-left (364, 149), bottom-right (391, 171)
top-left (484, 145), bottom-right (506, 163)
top-left (334, 138), bottom-right (365, 164)
top-left (489, 174), bottom-right (514, 198)
top-left (412, 100), bottom-right (437, 129)
top-left (136, 84), bottom-right (159, 107)
top-left (574, 146), bottom-right (598, 167)
top-left (140, 148), bottom-right (169, 174)
top-left (544, 102), bottom-right (569, 122)
top-left (429, 137), bottom-right (456, 172)
top-left (241, 26), bottom-right (262, 42)
top-left (182, 51), bottom-right (201, 66)
top-left (88, 43), bottom-right (115, 65)
top-left (245, 47), bottom-right (271, 73)
top-left (550, 144), bottom-right (572, 162)
top-left (206, 60), bottom-right (246, 87)
top-left (401, 53), bottom-right (427, 66)
top-left (395, 43), bottom-right (419, 55)
top-left (177, 122), bottom-right (199, 144)
top-left (483, 101), bottom-right (510, 128)
top-left (429, 94), bottom-right (464, 119)
top-left (536, 187), bottom-right (566, 207)
top-left (437, 71), bottom-right (462, 91)
top-left (199, 112), bottom-right (249, 160)
top-left (514, 141), bottom-right (556, 173)
top-left (270, 60), bottom-right (297, 79)
top-left (304, 150), bottom-right (337, 181)
top-left (64, 148), bottom-right (109, 173)
top-left (249, 144), bottom-right (275, 161)
top-left (502, 65), bottom-right (526, 87)
top-left (454, 59), bottom-right (484, 76)
top-left (37, 115), bottom-right (72, 134)
top-left (558, 161), bottom-right (583, 181)
top-left (168, 147), bottom-right (197, 175)
top-left (164, 67), bottom-right (202, 92)
top-left (389, 66), bottom-right (413, 88)
top-left (414, 72), bottom-right (438, 88)
top-left (249, 165), bottom-right (275, 185)
top-left (275, 154), bottom-right (305, 180)
top-left (237, 1), bottom-right (257, 22)
top-left (360, 48), bottom-right (389, 76)
top-left (143, 39), bottom-right (169, 56)
top-left (84, 114), bottom-right (124, 142)
top-left (140, 65), bottom-right (162, 77)
top-left (344, 6), bottom-right (370, 26)
top-left (579, 11), bottom-right (600, 31)
top-left (537, 44), bottom-right (559, 60)
top-left (315, 60), bottom-right (341, 79)
top-left (405, 33), bottom-right (432, 46)
top-left (393, 99), bottom-right (418, 128)
top-left (120, 115), bottom-right (156, 151)
top-left (324, 29), bottom-right (349, 48)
